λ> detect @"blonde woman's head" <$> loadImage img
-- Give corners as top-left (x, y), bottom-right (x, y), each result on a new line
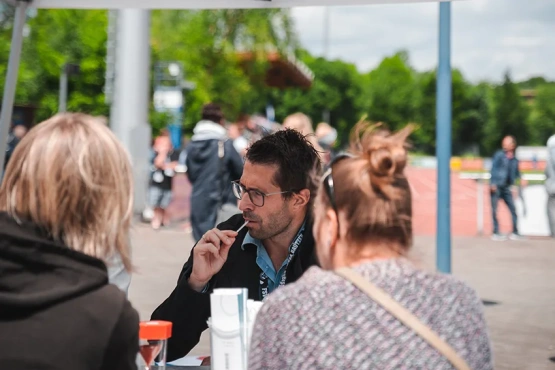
top-left (0, 113), bottom-right (134, 271)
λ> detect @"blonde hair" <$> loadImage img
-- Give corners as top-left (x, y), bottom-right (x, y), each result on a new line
top-left (0, 113), bottom-right (134, 271)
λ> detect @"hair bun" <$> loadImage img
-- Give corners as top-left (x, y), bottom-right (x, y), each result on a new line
top-left (368, 147), bottom-right (395, 177)
top-left (350, 119), bottom-right (413, 199)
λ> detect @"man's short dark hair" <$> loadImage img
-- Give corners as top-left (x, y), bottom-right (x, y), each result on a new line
top-left (202, 103), bottom-right (224, 123)
top-left (246, 128), bottom-right (322, 201)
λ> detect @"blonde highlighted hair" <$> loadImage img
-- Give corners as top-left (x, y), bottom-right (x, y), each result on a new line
top-left (0, 113), bottom-right (134, 271)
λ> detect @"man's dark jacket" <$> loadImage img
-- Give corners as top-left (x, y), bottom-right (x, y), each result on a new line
top-left (151, 214), bottom-right (318, 361)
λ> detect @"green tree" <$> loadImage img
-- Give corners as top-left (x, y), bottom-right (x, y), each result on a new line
top-left (151, 9), bottom-right (298, 132)
top-left (413, 69), bottom-right (489, 155)
top-left (268, 53), bottom-right (363, 145)
top-left (361, 51), bottom-right (417, 132)
top-left (485, 71), bottom-right (530, 154)
top-left (529, 84), bottom-right (555, 145)
top-left (0, 9), bottom-right (109, 122)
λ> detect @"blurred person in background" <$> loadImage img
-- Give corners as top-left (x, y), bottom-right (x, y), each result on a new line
top-left (283, 112), bottom-right (323, 155)
top-left (0, 113), bottom-right (139, 370)
top-left (315, 121), bottom-right (338, 164)
top-left (249, 121), bottom-right (492, 370)
top-left (546, 134), bottom-right (555, 238)
top-left (3, 124), bottom-right (27, 172)
top-left (148, 130), bottom-right (180, 230)
top-left (228, 113), bottom-right (250, 157)
top-left (185, 103), bottom-right (244, 242)
top-left (489, 135), bottom-right (525, 241)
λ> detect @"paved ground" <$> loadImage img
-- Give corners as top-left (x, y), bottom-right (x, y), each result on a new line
top-left (128, 224), bottom-right (555, 370)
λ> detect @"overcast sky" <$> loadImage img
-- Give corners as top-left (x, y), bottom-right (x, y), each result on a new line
top-left (291, 0), bottom-right (555, 83)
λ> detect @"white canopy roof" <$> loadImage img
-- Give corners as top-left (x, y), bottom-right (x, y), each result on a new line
top-left (32, 0), bottom-right (457, 9)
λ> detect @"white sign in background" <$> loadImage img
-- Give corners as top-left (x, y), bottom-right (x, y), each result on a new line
top-left (515, 185), bottom-right (551, 237)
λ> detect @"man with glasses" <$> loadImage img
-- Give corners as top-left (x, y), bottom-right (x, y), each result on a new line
top-left (152, 128), bottom-right (322, 361)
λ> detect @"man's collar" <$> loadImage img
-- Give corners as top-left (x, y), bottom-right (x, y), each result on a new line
top-left (241, 231), bottom-right (263, 251)
top-left (241, 219), bottom-right (307, 251)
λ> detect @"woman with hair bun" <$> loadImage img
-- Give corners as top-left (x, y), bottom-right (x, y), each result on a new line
top-left (249, 121), bottom-right (493, 370)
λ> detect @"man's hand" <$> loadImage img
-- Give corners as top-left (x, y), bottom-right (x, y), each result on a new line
top-left (188, 228), bottom-right (238, 292)
top-left (520, 179), bottom-right (528, 187)
top-left (490, 184), bottom-right (497, 193)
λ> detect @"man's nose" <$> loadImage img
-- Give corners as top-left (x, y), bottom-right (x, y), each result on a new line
top-left (238, 194), bottom-right (254, 212)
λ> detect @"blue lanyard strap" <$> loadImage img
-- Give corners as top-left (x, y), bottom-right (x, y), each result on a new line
top-left (259, 228), bottom-right (304, 301)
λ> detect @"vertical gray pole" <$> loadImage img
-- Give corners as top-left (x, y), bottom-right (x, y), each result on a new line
top-left (110, 9), bottom-right (152, 213)
top-left (0, 1), bottom-right (28, 177)
top-left (58, 66), bottom-right (68, 112)
top-left (436, 1), bottom-right (452, 274)
top-left (323, 7), bottom-right (330, 57)
top-left (322, 7), bottom-right (331, 124)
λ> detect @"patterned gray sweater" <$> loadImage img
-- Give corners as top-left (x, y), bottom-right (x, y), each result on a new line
top-left (248, 258), bottom-right (493, 369)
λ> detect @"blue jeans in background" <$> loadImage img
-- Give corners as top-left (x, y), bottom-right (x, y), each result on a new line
top-left (491, 185), bottom-right (518, 235)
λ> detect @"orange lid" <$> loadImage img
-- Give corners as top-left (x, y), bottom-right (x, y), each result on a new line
top-left (139, 321), bottom-right (173, 340)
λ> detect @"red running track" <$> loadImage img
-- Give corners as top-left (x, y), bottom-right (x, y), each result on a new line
top-left (407, 167), bottom-right (514, 237)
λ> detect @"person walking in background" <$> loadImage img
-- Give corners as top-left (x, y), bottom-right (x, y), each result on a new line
top-left (490, 135), bottom-right (525, 241)
top-left (546, 134), bottom-right (555, 238)
top-left (0, 113), bottom-right (139, 370)
top-left (249, 121), bottom-right (492, 370)
top-left (148, 130), bottom-right (180, 230)
top-left (185, 103), bottom-right (244, 242)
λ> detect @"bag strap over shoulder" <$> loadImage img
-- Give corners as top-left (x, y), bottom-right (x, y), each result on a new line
top-left (335, 267), bottom-right (472, 370)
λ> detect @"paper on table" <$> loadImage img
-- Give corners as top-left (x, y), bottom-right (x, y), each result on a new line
top-left (167, 355), bottom-right (206, 366)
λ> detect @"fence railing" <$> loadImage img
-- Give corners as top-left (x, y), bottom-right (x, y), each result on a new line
top-left (459, 173), bottom-right (547, 235)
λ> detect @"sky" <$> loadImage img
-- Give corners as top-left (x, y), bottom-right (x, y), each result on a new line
top-left (291, 0), bottom-right (555, 83)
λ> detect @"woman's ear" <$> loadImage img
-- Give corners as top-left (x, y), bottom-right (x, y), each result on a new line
top-left (319, 208), bottom-right (339, 270)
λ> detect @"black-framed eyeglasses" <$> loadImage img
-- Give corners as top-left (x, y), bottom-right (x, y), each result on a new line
top-left (232, 181), bottom-right (292, 207)
top-left (322, 152), bottom-right (356, 213)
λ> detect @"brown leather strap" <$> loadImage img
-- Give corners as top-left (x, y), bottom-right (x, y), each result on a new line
top-left (335, 267), bottom-right (472, 370)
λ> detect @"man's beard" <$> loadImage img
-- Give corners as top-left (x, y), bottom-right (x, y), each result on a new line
top-left (244, 204), bottom-right (292, 240)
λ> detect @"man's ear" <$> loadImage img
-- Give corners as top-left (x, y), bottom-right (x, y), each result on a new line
top-left (292, 189), bottom-right (310, 208)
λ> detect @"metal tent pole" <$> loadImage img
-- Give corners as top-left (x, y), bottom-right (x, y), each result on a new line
top-left (436, 1), bottom-right (452, 274)
top-left (0, 1), bottom-right (29, 177)
top-left (109, 9), bottom-right (152, 213)
top-left (58, 66), bottom-right (68, 112)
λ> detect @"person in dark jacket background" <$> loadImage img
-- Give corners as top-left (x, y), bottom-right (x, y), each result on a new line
top-left (0, 113), bottom-right (139, 370)
top-left (152, 129), bottom-right (322, 361)
top-left (186, 103), bottom-right (244, 242)
top-left (489, 135), bottom-right (526, 241)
